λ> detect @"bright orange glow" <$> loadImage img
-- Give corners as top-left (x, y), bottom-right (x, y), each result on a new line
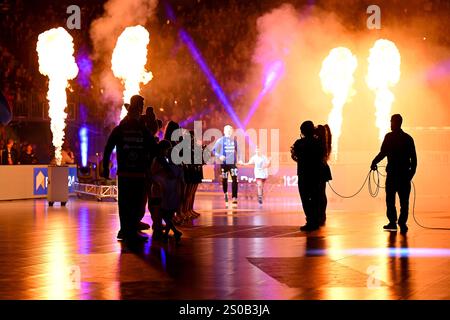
top-left (366, 39), bottom-right (401, 141)
top-left (111, 25), bottom-right (153, 120)
top-left (320, 47), bottom-right (358, 160)
top-left (36, 27), bottom-right (79, 165)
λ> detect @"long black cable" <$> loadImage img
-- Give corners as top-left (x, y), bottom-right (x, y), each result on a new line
top-left (327, 171), bottom-right (372, 199)
top-left (328, 168), bottom-right (450, 230)
top-left (410, 181), bottom-right (450, 230)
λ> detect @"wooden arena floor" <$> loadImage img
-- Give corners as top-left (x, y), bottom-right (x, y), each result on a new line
top-left (0, 193), bottom-right (449, 300)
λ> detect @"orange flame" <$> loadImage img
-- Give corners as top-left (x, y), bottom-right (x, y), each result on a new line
top-left (366, 39), bottom-right (401, 141)
top-left (320, 47), bottom-right (358, 160)
top-left (112, 25), bottom-right (153, 120)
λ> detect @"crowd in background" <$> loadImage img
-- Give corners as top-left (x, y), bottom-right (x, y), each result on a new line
top-left (0, 136), bottom-right (76, 165)
top-left (1, 0), bottom-right (450, 153)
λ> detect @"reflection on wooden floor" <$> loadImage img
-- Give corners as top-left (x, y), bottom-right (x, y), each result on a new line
top-left (0, 193), bottom-right (449, 300)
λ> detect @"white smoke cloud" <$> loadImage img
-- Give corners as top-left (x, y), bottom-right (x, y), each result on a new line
top-left (89, 0), bottom-right (158, 122)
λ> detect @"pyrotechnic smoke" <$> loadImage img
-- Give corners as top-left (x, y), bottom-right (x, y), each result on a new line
top-left (112, 25), bottom-right (153, 120)
top-left (320, 47), bottom-right (358, 159)
top-left (89, 0), bottom-right (158, 123)
top-left (36, 27), bottom-right (79, 166)
top-left (249, 3), bottom-right (352, 151)
top-left (366, 39), bottom-right (401, 141)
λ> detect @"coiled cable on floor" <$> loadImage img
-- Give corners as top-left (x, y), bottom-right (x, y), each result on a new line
top-left (327, 168), bottom-right (382, 199)
top-left (410, 181), bottom-right (450, 230)
top-left (328, 167), bottom-right (450, 230)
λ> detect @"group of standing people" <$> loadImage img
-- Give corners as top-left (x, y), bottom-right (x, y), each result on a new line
top-left (292, 114), bottom-right (417, 234)
top-left (0, 139), bottom-right (38, 165)
top-left (213, 124), bottom-right (271, 207)
top-left (102, 95), bottom-right (204, 244)
top-left (103, 97), bottom-right (417, 242)
top-left (291, 121), bottom-right (332, 231)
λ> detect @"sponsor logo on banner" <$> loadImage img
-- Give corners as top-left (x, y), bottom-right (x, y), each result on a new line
top-left (33, 167), bottom-right (77, 195)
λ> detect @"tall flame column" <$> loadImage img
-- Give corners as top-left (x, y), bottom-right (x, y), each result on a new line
top-left (112, 25), bottom-right (153, 121)
top-left (37, 27), bottom-right (79, 165)
top-left (320, 47), bottom-right (358, 160)
top-left (366, 39), bottom-right (401, 142)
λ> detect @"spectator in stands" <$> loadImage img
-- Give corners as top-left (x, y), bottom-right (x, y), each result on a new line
top-left (18, 143), bottom-right (38, 164)
top-left (61, 144), bottom-right (75, 165)
top-left (1, 138), bottom-right (17, 165)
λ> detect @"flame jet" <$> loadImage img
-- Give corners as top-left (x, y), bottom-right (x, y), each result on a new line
top-left (366, 39), bottom-right (401, 142)
top-left (36, 27), bottom-right (79, 165)
top-left (111, 25), bottom-right (153, 120)
top-left (320, 47), bottom-right (358, 160)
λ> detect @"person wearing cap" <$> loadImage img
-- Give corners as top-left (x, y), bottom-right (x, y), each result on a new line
top-left (102, 95), bottom-right (157, 243)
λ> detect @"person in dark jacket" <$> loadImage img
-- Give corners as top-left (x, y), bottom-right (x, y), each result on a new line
top-left (371, 114), bottom-right (417, 233)
top-left (291, 121), bottom-right (322, 231)
top-left (139, 106), bottom-right (161, 236)
top-left (102, 95), bottom-right (157, 243)
top-left (1, 139), bottom-right (18, 165)
top-left (18, 144), bottom-right (38, 164)
top-left (316, 124), bottom-right (332, 226)
top-left (151, 139), bottom-right (184, 243)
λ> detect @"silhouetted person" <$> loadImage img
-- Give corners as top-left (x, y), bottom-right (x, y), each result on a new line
top-left (1, 139), bottom-right (17, 165)
top-left (61, 144), bottom-right (75, 165)
top-left (213, 125), bottom-right (243, 207)
top-left (371, 114), bottom-right (417, 233)
top-left (163, 120), bottom-right (181, 147)
top-left (103, 95), bottom-right (156, 243)
top-left (139, 106), bottom-right (160, 234)
top-left (151, 139), bottom-right (183, 243)
top-left (291, 121), bottom-right (322, 231)
top-left (18, 144), bottom-right (38, 164)
top-left (316, 125), bottom-right (332, 226)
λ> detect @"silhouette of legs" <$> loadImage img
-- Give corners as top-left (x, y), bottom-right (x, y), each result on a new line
top-left (398, 178), bottom-right (411, 226)
top-left (385, 176), bottom-right (398, 224)
top-left (298, 178), bottom-right (320, 229)
top-left (318, 180), bottom-right (327, 225)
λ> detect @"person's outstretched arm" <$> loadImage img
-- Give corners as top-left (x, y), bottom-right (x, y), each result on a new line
top-left (243, 155), bottom-right (255, 166)
top-left (236, 138), bottom-right (244, 165)
top-left (213, 137), bottom-right (224, 162)
top-left (102, 127), bottom-right (119, 179)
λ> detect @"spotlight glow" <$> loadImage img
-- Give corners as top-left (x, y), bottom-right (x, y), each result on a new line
top-left (307, 248), bottom-right (450, 258)
top-left (79, 127), bottom-right (88, 167)
top-left (243, 61), bottom-right (284, 127)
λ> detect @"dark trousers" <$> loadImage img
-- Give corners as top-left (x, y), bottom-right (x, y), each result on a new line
top-left (298, 177), bottom-right (320, 227)
top-left (118, 176), bottom-right (147, 234)
top-left (221, 165), bottom-right (238, 198)
top-left (318, 180), bottom-right (327, 224)
top-left (385, 174), bottom-right (411, 225)
top-left (160, 208), bottom-right (177, 234)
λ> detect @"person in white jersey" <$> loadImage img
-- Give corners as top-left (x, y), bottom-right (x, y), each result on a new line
top-left (245, 147), bottom-right (271, 205)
